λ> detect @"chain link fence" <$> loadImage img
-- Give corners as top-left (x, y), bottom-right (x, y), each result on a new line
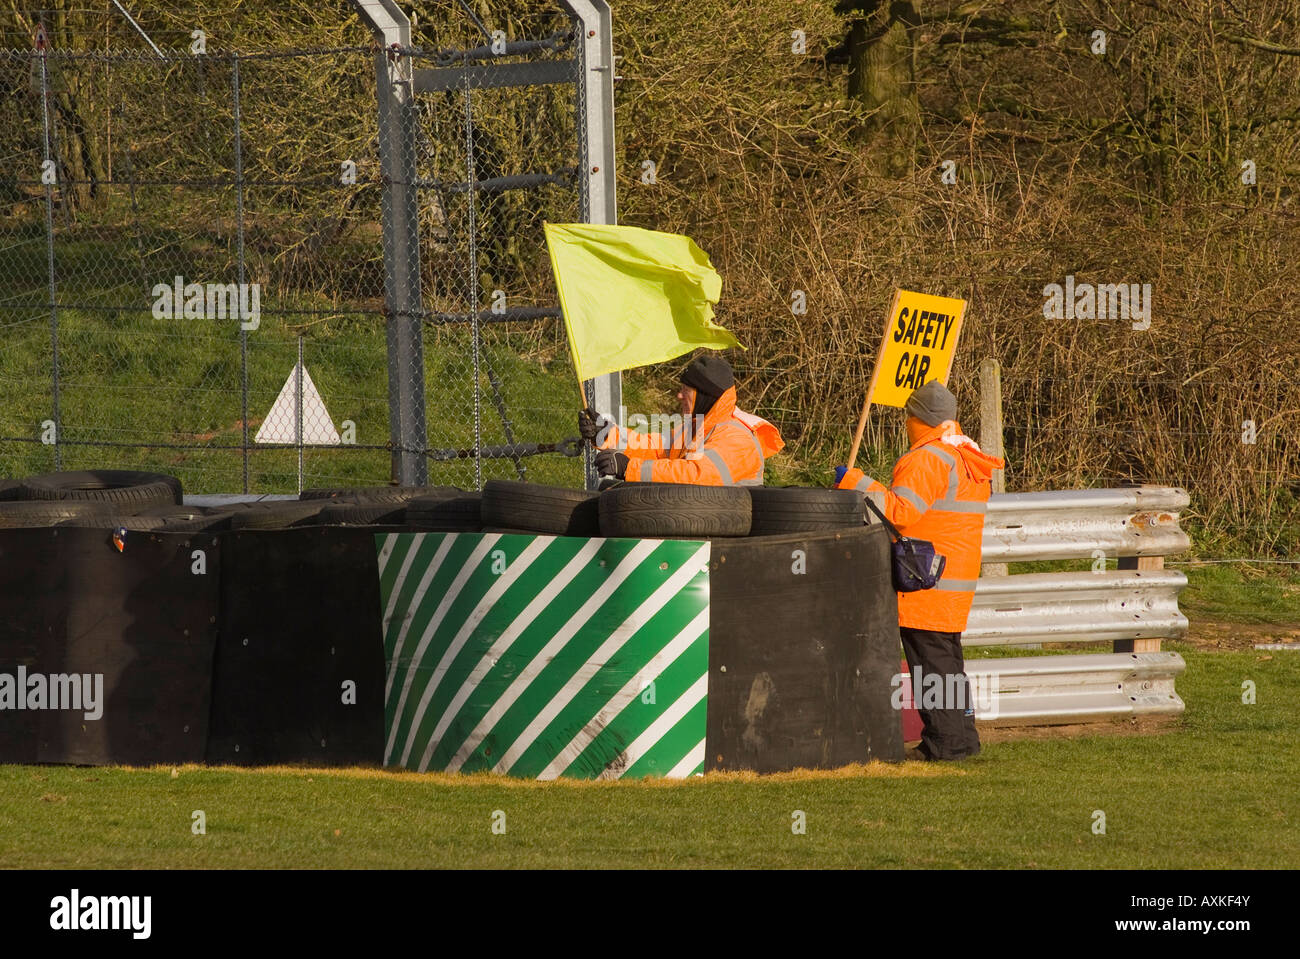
top-left (0, 5), bottom-right (588, 494)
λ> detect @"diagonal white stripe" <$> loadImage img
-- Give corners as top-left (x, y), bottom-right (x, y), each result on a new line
top-left (444, 539), bottom-right (663, 773)
top-left (599, 673), bottom-right (709, 780)
top-left (377, 533), bottom-right (397, 572)
top-left (494, 543), bottom-right (711, 775)
top-left (380, 533), bottom-right (421, 641)
top-left (416, 538), bottom-right (606, 772)
top-left (536, 605), bottom-right (709, 780)
top-left (385, 534), bottom-right (500, 763)
top-left (665, 738), bottom-right (707, 779)
top-left (400, 535), bottom-right (554, 768)
top-left (383, 533), bottom-right (456, 702)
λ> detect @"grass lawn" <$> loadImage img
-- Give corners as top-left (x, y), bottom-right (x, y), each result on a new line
top-left (1178, 562), bottom-right (1300, 626)
top-left (1, 646), bottom-right (1295, 869)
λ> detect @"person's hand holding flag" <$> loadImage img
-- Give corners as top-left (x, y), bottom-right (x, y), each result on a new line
top-left (578, 407), bottom-right (602, 445)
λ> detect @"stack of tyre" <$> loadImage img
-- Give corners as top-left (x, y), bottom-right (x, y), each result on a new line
top-left (0, 471), bottom-right (449, 533)
top-left (456, 480), bottom-right (866, 539)
top-left (285, 480), bottom-right (865, 538)
top-left (0, 471), bottom-right (865, 539)
top-left (186, 483), bottom-right (473, 531)
top-left (0, 470), bottom-right (209, 532)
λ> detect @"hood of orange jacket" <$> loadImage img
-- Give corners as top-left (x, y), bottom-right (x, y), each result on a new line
top-left (687, 385), bottom-right (784, 458)
top-left (694, 384), bottom-right (735, 432)
top-left (910, 420), bottom-right (1004, 482)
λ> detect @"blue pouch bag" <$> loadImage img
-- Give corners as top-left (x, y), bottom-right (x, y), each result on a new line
top-left (863, 495), bottom-right (947, 592)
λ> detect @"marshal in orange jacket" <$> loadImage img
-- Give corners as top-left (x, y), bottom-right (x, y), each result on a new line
top-left (837, 421), bottom-right (1004, 632)
top-left (596, 385), bottom-right (784, 486)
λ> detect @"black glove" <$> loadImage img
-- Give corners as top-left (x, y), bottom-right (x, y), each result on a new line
top-left (594, 449), bottom-right (629, 480)
top-left (578, 406), bottom-right (602, 443)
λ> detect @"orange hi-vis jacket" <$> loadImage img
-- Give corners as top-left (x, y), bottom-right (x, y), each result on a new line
top-left (836, 421), bottom-right (1004, 632)
top-left (597, 385), bottom-right (784, 486)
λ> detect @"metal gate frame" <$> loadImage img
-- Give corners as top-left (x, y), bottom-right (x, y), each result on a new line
top-left (349, 0), bottom-right (618, 488)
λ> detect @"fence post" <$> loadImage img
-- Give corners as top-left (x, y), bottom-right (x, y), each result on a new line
top-left (1115, 548), bottom-right (1165, 653)
top-left (233, 53), bottom-right (250, 494)
top-left (980, 357), bottom-right (1006, 577)
top-left (297, 336), bottom-right (304, 495)
top-left (37, 24), bottom-right (62, 471)
top-left (569, 0), bottom-right (621, 489)
top-left (359, 3), bottom-right (429, 487)
top-left (464, 72), bottom-right (483, 491)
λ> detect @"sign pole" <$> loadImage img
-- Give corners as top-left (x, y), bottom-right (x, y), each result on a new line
top-left (846, 397), bottom-right (872, 470)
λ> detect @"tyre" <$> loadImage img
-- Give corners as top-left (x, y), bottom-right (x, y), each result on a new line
top-left (481, 480), bottom-right (600, 536)
top-left (34, 503), bottom-right (210, 531)
top-left (0, 479), bottom-right (23, 501)
top-left (129, 505), bottom-right (229, 533)
top-left (405, 494), bottom-right (481, 532)
top-left (20, 470), bottom-right (182, 508)
top-left (157, 512), bottom-right (237, 533)
top-left (748, 486), bottom-right (865, 535)
top-left (0, 501), bottom-right (115, 529)
top-left (131, 505), bottom-right (212, 520)
top-left (316, 502), bottom-right (407, 526)
top-left (227, 501), bottom-right (329, 530)
top-left (299, 485), bottom-right (456, 504)
top-left (58, 513), bottom-right (173, 531)
top-left (598, 483), bottom-right (751, 539)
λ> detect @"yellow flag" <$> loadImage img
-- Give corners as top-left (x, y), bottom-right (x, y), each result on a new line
top-left (544, 222), bottom-right (742, 382)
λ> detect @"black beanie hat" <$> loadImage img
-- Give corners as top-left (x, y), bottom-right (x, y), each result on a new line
top-left (680, 355), bottom-right (734, 399)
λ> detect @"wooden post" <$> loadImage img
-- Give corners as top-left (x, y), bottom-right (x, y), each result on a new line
top-left (846, 396), bottom-right (873, 470)
top-left (979, 358), bottom-right (1007, 577)
top-left (1114, 553), bottom-right (1164, 652)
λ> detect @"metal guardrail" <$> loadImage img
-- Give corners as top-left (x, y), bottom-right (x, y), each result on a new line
top-left (970, 485), bottom-right (1192, 649)
top-left (963, 486), bottom-right (1192, 723)
top-left (982, 486), bottom-right (1191, 562)
top-left (965, 569), bottom-right (1188, 647)
top-left (967, 652), bottom-right (1186, 725)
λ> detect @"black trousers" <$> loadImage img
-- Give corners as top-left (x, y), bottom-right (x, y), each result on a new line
top-left (900, 626), bottom-right (981, 760)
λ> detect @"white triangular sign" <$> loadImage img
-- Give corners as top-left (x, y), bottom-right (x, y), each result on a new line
top-left (255, 361), bottom-right (341, 445)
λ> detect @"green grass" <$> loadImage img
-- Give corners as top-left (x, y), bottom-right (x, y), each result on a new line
top-left (1178, 563), bottom-right (1300, 625)
top-left (1, 649), bottom-right (1295, 869)
top-left (0, 302), bottom-right (604, 492)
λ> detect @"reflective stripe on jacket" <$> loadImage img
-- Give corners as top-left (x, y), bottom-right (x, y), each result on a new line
top-left (837, 421), bottom-right (1004, 632)
top-left (597, 385), bottom-right (783, 486)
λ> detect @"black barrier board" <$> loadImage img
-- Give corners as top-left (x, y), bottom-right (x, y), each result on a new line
top-left (0, 528), bottom-right (66, 763)
top-left (707, 524), bottom-right (903, 769)
top-left (206, 527), bottom-right (385, 765)
top-left (0, 527), bottom-right (220, 765)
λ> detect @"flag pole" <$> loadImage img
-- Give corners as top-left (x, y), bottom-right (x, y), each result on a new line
top-left (545, 223), bottom-right (589, 411)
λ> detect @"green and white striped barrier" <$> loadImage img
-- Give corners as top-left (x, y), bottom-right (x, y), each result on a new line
top-left (376, 532), bottom-right (710, 780)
